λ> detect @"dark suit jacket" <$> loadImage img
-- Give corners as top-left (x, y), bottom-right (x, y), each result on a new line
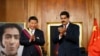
top-left (53, 23), bottom-right (81, 56)
top-left (20, 29), bottom-right (45, 56)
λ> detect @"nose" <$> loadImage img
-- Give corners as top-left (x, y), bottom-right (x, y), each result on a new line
top-left (61, 18), bottom-right (65, 21)
top-left (10, 37), bottom-right (15, 45)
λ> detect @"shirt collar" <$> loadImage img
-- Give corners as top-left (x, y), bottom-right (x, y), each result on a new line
top-left (63, 22), bottom-right (70, 29)
top-left (29, 28), bottom-right (35, 34)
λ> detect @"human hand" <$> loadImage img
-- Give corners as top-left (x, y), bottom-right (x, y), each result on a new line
top-left (29, 35), bottom-right (35, 42)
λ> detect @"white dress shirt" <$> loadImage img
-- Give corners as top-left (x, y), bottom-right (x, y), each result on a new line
top-left (29, 28), bottom-right (35, 35)
top-left (28, 28), bottom-right (36, 41)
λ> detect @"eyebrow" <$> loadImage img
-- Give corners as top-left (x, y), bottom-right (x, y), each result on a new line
top-left (61, 17), bottom-right (67, 19)
top-left (4, 34), bottom-right (20, 38)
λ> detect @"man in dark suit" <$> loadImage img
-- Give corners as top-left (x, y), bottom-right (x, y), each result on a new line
top-left (20, 16), bottom-right (45, 56)
top-left (53, 11), bottom-right (81, 56)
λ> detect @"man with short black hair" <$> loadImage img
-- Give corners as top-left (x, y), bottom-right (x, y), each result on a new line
top-left (20, 16), bottom-right (45, 56)
top-left (53, 11), bottom-right (81, 56)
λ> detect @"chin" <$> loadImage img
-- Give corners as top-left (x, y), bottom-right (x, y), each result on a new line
top-left (8, 51), bottom-right (17, 56)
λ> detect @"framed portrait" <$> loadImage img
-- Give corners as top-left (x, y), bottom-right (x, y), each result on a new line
top-left (0, 22), bottom-right (25, 56)
top-left (47, 22), bottom-right (83, 56)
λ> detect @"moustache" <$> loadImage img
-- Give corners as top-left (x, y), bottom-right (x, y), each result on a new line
top-left (62, 21), bottom-right (65, 23)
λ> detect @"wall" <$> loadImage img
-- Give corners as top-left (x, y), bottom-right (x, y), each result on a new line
top-left (27, 0), bottom-right (100, 49)
top-left (40, 0), bottom-right (88, 53)
top-left (0, 0), bottom-right (100, 55)
top-left (86, 0), bottom-right (100, 43)
top-left (6, 0), bottom-right (27, 22)
top-left (0, 0), bottom-right (6, 21)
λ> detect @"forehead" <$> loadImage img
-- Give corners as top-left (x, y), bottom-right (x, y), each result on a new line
top-left (60, 15), bottom-right (67, 18)
top-left (4, 28), bottom-right (19, 34)
top-left (29, 20), bottom-right (37, 23)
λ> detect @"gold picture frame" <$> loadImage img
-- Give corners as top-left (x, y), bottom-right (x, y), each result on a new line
top-left (47, 22), bottom-right (83, 56)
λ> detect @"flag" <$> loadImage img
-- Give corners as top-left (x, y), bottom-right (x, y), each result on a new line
top-left (88, 18), bottom-right (100, 56)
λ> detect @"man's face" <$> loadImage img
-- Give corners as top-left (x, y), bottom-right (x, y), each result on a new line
top-left (2, 28), bottom-right (20, 55)
top-left (28, 20), bottom-right (38, 29)
top-left (60, 15), bottom-right (69, 25)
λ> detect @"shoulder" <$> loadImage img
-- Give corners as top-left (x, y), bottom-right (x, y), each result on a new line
top-left (58, 25), bottom-right (63, 27)
top-left (70, 23), bottom-right (79, 29)
top-left (36, 29), bottom-right (43, 33)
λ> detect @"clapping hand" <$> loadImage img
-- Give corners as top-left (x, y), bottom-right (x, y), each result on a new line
top-left (29, 35), bottom-right (35, 42)
top-left (58, 27), bottom-right (66, 37)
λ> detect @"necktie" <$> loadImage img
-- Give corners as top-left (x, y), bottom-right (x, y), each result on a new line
top-left (63, 25), bottom-right (66, 35)
top-left (63, 25), bottom-right (66, 29)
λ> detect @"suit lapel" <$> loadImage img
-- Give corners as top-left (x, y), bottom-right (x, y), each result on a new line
top-left (34, 29), bottom-right (39, 39)
top-left (60, 23), bottom-right (72, 31)
top-left (67, 23), bottom-right (73, 31)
